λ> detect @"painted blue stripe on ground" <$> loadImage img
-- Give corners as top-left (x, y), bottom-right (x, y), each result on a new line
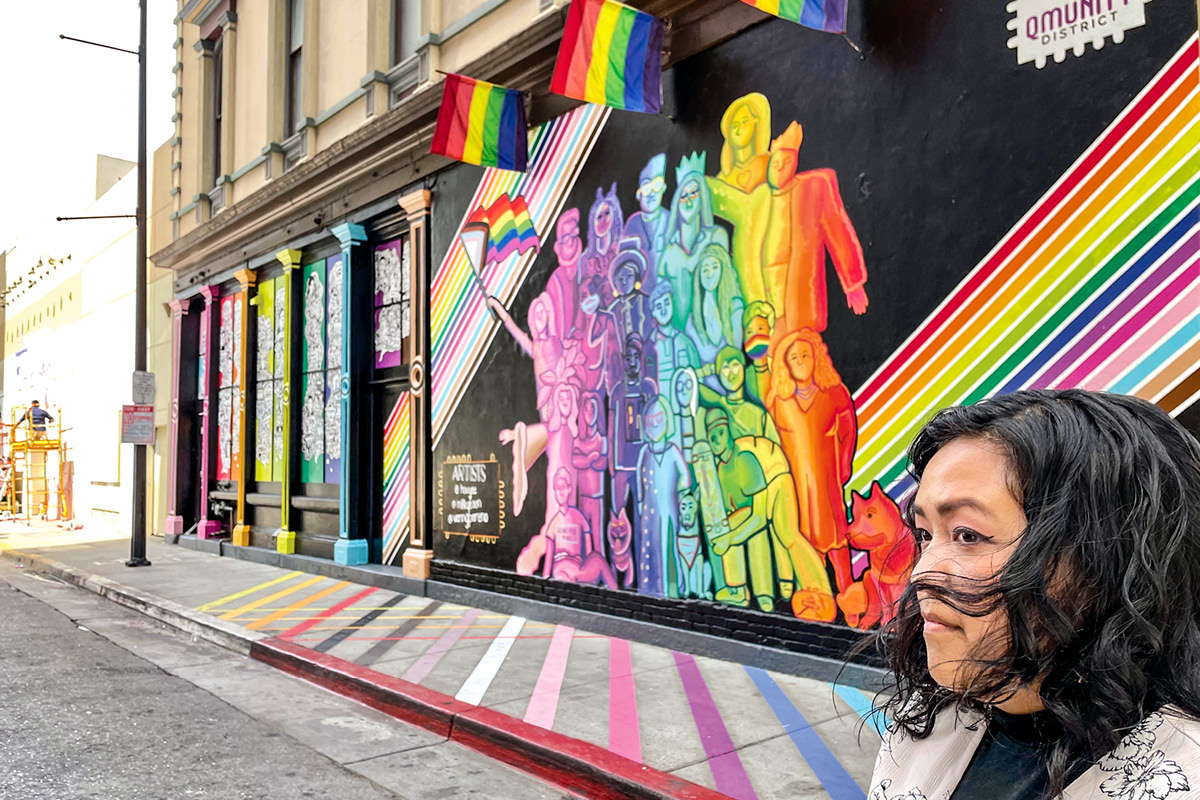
top-left (745, 666), bottom-right (866, 800)
top-left (831, 683), bottom-right (888, 740)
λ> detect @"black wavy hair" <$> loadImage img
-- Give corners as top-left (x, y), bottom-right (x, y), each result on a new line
top-left (874, 389), bottom-right (1200, 796)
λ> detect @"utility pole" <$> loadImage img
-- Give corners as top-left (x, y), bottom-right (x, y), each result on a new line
top-left (59, 0), bottom-right (150, 566)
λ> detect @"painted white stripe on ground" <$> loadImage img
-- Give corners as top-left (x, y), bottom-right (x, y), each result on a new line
top-left (455, 615), bottom-right (527, 706)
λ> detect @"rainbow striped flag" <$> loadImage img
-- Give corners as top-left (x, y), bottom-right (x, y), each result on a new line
top-left (740, 0), bottom-right (847, 34)
top-left (431, 74), bottom-right (528, 172)
top-left (550, 0), bottom-right (664, 114)
top-left (469, 194), bottom-right (541, 267)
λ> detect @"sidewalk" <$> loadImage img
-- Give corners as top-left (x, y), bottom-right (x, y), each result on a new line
top-left (0, 524), bottom-right (885, 800)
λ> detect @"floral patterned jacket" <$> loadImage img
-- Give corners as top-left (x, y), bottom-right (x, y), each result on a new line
top-left (870, 706), bottom-right (1198, 800)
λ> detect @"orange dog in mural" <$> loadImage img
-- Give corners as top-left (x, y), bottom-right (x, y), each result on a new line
top-left (836, 482), bottom-right (916, 629)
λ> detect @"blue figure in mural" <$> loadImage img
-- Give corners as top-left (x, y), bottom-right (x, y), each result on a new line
top-left (698, 346), bottom-right (779, 442)
top-left (687, 243), bottom-right (745, 385)
top-left (673, 366), bottom-right (700, 464)
top-left (646, 279), bottom-right (699, 450)
top-left (571, 390), bottom-right (608, 564)
top-left (635, 395), bottom-right (691, 598)
top-left (659, 152), bottom-right (730, 333)
top-left (676, 487), bottom-right (713, 599)
top-left (608, 334), bottom-right (655, 526)
top-left (608, 239), bottom-right (653, 358)
top-left (583, 184), bottom-right (624, 289)
top-left (624, 154), bottom-right (669, 293)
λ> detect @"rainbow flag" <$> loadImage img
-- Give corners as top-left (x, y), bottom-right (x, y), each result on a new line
top-left (740, 0), bottom-right (847, 34)
top-left (431, 74), bottom-right (528, 172)
top-left (550, 0), bottom-right (664, 114)
top-left (469, 194), bottom-right (541, 267)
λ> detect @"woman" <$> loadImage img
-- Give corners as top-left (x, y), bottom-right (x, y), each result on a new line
top-left (870, 390), bottom-right (1200, 800)
top-left (686, 243), bottom-right (744, 378)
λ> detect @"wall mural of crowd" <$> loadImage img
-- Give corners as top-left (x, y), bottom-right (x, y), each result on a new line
top-left (482, 94), bottom-right (914, 629)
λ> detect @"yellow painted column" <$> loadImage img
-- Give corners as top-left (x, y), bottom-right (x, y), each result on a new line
top-left (231, 268), bottom-right (257, 546)
top-left (275, 249), bottom-right (302, 554)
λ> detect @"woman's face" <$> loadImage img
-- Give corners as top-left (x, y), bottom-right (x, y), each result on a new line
top-left (556, 386), bottom-right (574, 417)
top-left (595, 203), bottom-right (613, 238)
top-left (910, 437), bottom-right (1027, 692)
top-left (786, 341), bottom-right (815, 385)
top-left (700, 256), bottom-right (722, 292)
top-left (531, 300), bottom-right (548, 335)
top-left (580, 282), bottom-right (601, 316)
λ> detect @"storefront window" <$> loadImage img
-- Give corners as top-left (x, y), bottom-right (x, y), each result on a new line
top-left (373, 236), bottom-right (410, 369)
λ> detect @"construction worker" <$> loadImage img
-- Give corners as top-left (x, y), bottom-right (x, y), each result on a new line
top-left (16, 399), bottom-right (54, 441)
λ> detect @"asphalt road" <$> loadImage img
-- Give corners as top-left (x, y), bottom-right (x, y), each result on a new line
top-left (0, 569), bottom-right (574, 800)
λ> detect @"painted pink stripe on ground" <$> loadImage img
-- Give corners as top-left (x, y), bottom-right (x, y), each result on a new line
top-left (1081, 277), bottom-right (1200, 390)
top-left (1053, 252), bottom-right (1200, 389)
top-left (523, 625), bottom-right (575, 729)
top-left (608, 637), bottom-right (643, 763)
top-left (279, 587), bottom-right (378, 640)
top-left (402, 608), bottom-right (483, 684)
top-left (673, 652), bottom-right (759, 800)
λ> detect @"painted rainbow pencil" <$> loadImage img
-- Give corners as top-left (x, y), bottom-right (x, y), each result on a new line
top-left (741, 0), bottom-right (847, 34)
top-left (550, 0), bottom-right (664, 114)
top-left (431, 74), bottom-right (528, 172)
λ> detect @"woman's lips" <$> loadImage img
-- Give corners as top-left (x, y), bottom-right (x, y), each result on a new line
top-left (919, 605), bottom-right (961, 634)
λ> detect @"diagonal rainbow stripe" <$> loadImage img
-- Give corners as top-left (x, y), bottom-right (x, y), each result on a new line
top-left (851, 36), bottom-right (1200, 500)
top-left (431, 104), bottom-right (611, 447)
top-left (381, 391), bottom-right (410, 565)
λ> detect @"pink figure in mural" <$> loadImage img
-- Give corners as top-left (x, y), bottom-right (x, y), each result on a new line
top-left (578, 274), bottom-right (622, 395)
top-left (607, 508), bottom-right (635, 588)
top-left (635, 395), bottom-right (691, 598)
top-left (545, 209), bottom-right (584, 341)
top-left (837, 481), bottom-right (916, 629)
top-left (765, 328), bottom-right (858, 593)
top-left (763, 121), bottom-right (868, 337)
top-left (490, 292), bottom-right (564, 515)
top-left (583, 184), bottom-right (624, 284)
top-left (571, 391), bottom-right (608, 559)
top-left (535, 353), bottom-right (584, 523)
top-left (517, 467), bottom-right (618, 589)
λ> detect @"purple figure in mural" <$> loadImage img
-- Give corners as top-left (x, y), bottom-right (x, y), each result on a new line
top-left (578, 274), bottom-right (622, 395)
top-left (624, 154), bottom-right (669, 296)
top-left (491, 292), bottom-right (565, 516)
top-left (545, 209), bottom-right (584, 341)
top-left (571, 391), bottom-right (608, 560)
top-left (517, 468), bottom-right (618, 589)
top-left (583, 184), bottom-right (624, 283)
top-left (635, 395), bottom-right (691, 598)
top-left (608, 334), bottom-right (656, 524)
top-left (608, 239), bottom-right (653, 360)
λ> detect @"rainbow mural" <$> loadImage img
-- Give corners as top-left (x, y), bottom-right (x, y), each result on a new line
top-left (382, 391), bottom-right (411, 565)
top-left (431, 104), bottom-right (612, 446)
top-left (849, 36), bottom-right (1200, 500)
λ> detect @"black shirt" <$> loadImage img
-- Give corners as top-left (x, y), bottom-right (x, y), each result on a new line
top-left (950, 709), bottom-right (1088, 800)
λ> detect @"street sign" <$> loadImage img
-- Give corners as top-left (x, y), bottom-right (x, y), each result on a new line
top-left (132, 371), bottom-right (156, 404)
top-left (121, 404), bottom-right (155, 445)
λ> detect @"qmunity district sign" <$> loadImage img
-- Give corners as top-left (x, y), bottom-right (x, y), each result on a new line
top-left (1007, 0), bottom-right (1153, 68)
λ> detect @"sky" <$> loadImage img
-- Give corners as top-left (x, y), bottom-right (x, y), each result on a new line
top-left (0, 1), bottom-right (176, 252)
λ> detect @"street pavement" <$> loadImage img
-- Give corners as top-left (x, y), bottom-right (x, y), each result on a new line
top-left (0, 523), bottom-right (886, 800)
top-left (1, 567), bottom-right (575, 800)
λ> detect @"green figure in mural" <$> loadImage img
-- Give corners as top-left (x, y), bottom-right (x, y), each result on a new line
top-left (702, 406), bottom-right (776, 612)
top-left (742, 301), bottom-right (776, 408)
top-left (698, 346), bottom-right (780, 443)
top-left (658, 152), bottom-right (730, 333)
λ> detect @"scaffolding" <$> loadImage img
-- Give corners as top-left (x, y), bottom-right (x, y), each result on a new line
top-left (2, 405), bottom-right (71, 522)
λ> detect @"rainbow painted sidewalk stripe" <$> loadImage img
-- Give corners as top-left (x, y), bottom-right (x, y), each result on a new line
top-left (431, 74), bottom-right (528, 172)
top-left (551, 0), bottom-right (665, 114)
top-left (740, 0), bottom-right (848, 34)
top-left (468, 194), bottom-right (541, 266)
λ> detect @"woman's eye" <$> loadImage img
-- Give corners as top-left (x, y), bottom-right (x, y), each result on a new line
top-left (954, 528), bottom-right (986, 544)
top-left (913, 528), bottom-right (932, 547)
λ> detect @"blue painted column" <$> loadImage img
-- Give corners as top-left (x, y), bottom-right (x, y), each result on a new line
top-left (331, 222), bottom-right (369, 565)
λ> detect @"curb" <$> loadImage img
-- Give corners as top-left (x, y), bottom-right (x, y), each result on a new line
top-left (0, 547), bottom-right (265, 657)
top-left (254, 637), bottom-right (729, 800)
top-left (3, 546), bottom-right (730, 800)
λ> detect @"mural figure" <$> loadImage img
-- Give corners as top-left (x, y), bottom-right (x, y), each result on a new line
top-left (691, 438), bottom-right (733, 600)
top-left (571, 391), bottom-right (609, 562)
top-left (608, 508), bottom-right (635, 589)
top-left (718, 93), bottom-right (772, 192)
top-left (546, 209), bottom-right (584, 341)
top-left (624, 154), bottom-right (670, 287)
top-left (676, 488), bottom-right (712, 599)
top-left (608, 334), bottom-right (656, 519)
top-left (517, 467), bottom-right (618, 589)
top-left (579, 274), bottom-right (622, 394)
top-left (608, 240), bottom-right (653, 353)
top-left (686, 243), bottom-right (745, 374)
top-left (763, 121), bottom-right (869, 335)
top-left (766, 329), bottom-right (857, 592)
top-left (659, 153), bottom-right (730, 332)
top-left (672, 365), bottom-right (699, 463)
top-left (634, 396), bottom-right (691, 598)
top-left (698, 347), bottom-right (779, 442)
top-left (647, 279), bottom-right (700, 433)
top-left (584, 184), bottom-right (624, 285)
top-left (838, 483), bottom-right (915, 629)
top-left (742, 301), bottom-right (776, 408)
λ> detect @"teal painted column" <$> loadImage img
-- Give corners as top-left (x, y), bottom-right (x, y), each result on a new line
top-left (331, 222), bottom-right (369, 565)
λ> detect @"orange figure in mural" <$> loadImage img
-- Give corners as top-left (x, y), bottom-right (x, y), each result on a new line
top-left (837, 481), bottom-right (916, 629)
top-left (765, 329), bottom-right (857, 593)
top-left (763, 121), bottom-right (868, 337)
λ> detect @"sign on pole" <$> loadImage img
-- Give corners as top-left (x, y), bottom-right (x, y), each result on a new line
top-left (132, 371), bottom-right (156, 404)
top-left (121, 404), bottom-right (155, 445)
